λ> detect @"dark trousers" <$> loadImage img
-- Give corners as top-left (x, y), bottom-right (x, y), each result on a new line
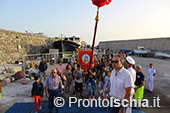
top-left (48, 88), bottom-right (60, 113)
top-left (109, 106), bottom-right (121, 113)
top-left (109, 98), bottom-right (121, 113)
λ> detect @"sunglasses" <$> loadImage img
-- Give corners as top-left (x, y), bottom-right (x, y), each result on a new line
top-left (112, 60), bottom-right (119, 63)
top-left (52, 72), bottom-right (56, 73)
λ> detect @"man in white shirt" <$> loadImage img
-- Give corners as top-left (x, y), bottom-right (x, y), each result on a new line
top-left (125, 56), bottom-right (136, 83)
top-left (147, 63), bottom-right (156, 92)
top-left (125, 56), bottom-right (136, 113)
top-left (104, 55), bottom-right (134, 113)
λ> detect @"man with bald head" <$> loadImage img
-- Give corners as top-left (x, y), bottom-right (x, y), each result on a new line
top-left (135, 65), bottom-right (145, 107)
top-left (44, 69), bottom-right (63, 113)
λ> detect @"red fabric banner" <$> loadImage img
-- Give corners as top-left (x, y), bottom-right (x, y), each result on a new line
top-left (91, 0), bottom-right (112, 8)
top-left (78, 48), bottom-right (93, 73)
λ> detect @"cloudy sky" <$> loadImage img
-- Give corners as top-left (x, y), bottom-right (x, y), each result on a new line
top-left (0, 0), bottom-right (170, 45)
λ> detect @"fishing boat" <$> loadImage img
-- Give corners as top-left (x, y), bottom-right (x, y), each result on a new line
top-left (53, 40), bottom-right (80, 52)
top-left (53, 35), bottom-right (81, 52)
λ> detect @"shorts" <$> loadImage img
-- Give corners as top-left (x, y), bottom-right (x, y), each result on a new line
top-left (75, 82), bottom-right (83, 92)
top-left (72, 81), bottom-right (75, 86)
top-left (67, 76), bottom-right (72, 83)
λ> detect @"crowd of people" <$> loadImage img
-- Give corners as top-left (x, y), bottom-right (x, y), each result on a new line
top-left (31, 49), bottom-right (156, 113)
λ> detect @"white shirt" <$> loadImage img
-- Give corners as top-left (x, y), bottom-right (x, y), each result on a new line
top-left (110, 67), bottom-right (134, 100)
top-left (147, 67), bottom-right (156, 76)
top-left (127, 67), bottom-right (136, 83)
top-left (73, 69), bottom-right (84, 83)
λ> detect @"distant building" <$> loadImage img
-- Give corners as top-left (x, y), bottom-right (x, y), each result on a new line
top-left (33, 32), bottom-right (44, 36)
top-left (99, 37), bottom-right (170, 53)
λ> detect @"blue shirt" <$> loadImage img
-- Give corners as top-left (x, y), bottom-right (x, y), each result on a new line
top-left (103, 76), bottom-right (110, 92)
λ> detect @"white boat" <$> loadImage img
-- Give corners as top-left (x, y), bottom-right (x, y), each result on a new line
top-left (133, 46), bottom-right (150, 56)
top-left (155, 52), bottom-right (170, 59)
top-left (64, 36), bottom-right (82, 45)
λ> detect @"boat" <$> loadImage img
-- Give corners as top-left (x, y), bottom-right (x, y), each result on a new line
top-left (155, 52), bottom-right (170, 59)
top-left (53, 40), bottom-right (80, 52)
top-left (63, 36), bottom-right (82, 45)
top-left (53, 34), bottom-right (81, 52)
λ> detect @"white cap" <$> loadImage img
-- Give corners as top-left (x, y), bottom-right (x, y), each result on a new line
top-left (126, 56), bottom-right (135, 65)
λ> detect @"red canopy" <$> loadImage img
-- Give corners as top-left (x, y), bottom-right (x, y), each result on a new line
top-left (92, 0), bottom-right (111, 8)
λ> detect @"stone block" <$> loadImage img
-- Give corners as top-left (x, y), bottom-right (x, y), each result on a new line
top-left (25, 78), bottom-right (31, 82)
top-left (1, 78), bottom-right (11, 86)
top-left (7, 67), bottom-right (14, 73)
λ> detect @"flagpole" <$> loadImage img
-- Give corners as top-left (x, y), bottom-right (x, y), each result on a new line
top-left (90, 7), bottom-right (99, 66)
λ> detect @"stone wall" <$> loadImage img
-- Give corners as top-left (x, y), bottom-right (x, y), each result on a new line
top-left (0, 29), bottom-right (59, 64)
top-left (99, 38), bottom-right (170, 52)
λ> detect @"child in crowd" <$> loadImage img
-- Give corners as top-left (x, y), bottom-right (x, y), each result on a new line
top-left (103, 70), bottom-right (111, 98)
top-left (31, 76), bottom-right (44, 113)
top-left (65, 64), bottom-right (73, 94)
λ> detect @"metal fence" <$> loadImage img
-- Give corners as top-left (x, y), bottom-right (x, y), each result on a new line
top-left (22, 51), bottom-right (78, 81)
top-left (0, 51), bottom-right (78, 83)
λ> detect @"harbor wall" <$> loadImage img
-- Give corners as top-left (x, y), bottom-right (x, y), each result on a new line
top-left (0, 29), bottom-right (58, 64)
top-left (99, 38), bottom-right (170, 52)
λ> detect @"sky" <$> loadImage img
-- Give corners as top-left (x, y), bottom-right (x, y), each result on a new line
top-left (0, 0), bottom-right (170, 45)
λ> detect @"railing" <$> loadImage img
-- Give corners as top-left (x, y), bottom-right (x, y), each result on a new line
top-left (0, 51), bottom-right (78, 82)
top-left (22, 51), bottom-right (78, 82)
